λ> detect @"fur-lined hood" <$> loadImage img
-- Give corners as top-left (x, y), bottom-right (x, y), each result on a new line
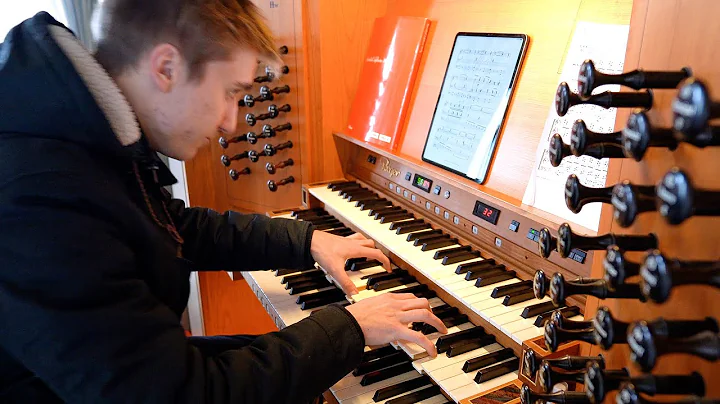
top-left (0, 12), bottom-right (140, 155)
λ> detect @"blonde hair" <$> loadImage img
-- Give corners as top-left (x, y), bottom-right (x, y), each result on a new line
top-left (93, 0), bottom-right (280, 80)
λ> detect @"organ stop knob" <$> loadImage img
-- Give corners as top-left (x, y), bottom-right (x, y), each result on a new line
top-left (577, 59), bottom-right (690, 98)
top-left (268, 176), bottom-right (295, 192)
top-left (555, 81), bottom-right (653, 117)
top-left (228, 167), bottom-right (251, 180)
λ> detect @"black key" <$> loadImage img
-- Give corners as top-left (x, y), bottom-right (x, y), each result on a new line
top-left (534, 306), bottom-right (581, 327)
top-left (289, 279), bottom-right (331, 294)
top-left (372, 375), bottom-right (432, 402)
top-left (301, 294), bottom-right (347, 310)
top-left (421, 238), bottom-right (458, 251)
top-left (362, 269), bottom-right (404, 281)
top-left (281, 269), bottom-right (323, 284)
top-left (274, 267), bottom-right (311, 277)
top-left (328, 181), bottom-right (358, 190)
top-left (348, 193), bottom-right (378, 203)
top-left (474, 357), bottom-right (519, 383)
top-left (285, 276), bottom-right (328, 289)
top-left (491, 280), bottom-right (533, 298)
top-left (358, 198), bottom-right (391, 210)
top-left (379, 213), bottom-right (414, 224)
top-left (372, 276), bottom-right (416, 291)
top-left (396, 223), bottom-right (431, 235)
top-left (370, 206), bottom-right (402, 217)
top-left (465, 267), bottom-right (507, 281)
top-left (315, 221), bottom-right (344, 231)
top-left (367, 271), bottom-right (408, 287)
top-left (351, 259), bottom-right (383, 271)
top-left (292, 207), bottom-right (326, 217)
top-left (353, 350), bottom-right (409, 376)
top-left (361, 345), bottom-right (397, 363)
top-left (390, 284), bottom-right (432, 297)
top-left (423, 313), bottom-right (469, 334)
top-left (301, 215), bottom-right (335, 224)
top-left (455, 259), bottom-right (496, 274)
top-left (328, 227), bottom-right (354, 237)
top-left (296, 288), bottom-right (344, 304)
top-left (413, 234), bottom-right (449, 246)
top-left (443, 251), bottom-right (482, 265)
top-left (340, 188), bottom-right (371, 198)
top-left (385, 385), bottom-right (441, 404)
top-left (390, 219), bottom-right (424, 231)
top-left (521, 301), bottom-right (558, 318)
top-left (502, 289), bottom-right (536, 306)
top-left (361, 362), bottom-right (415, 386)
top-left (344, 257), bottom-right (366, 271)
top-left (463, 348), bottom-right (516, 373)
top-left (433, 245), bottom-right (472, 259)
top-left (436, 326), bottom-right (487, 354)
top-left (434, 306), bottom-right (460, 319)
top-left (447, 334), bottom-right (496, 357)
top-left (474, 271), bottom-right (517, 287)
top-left (414, 288), bottom-right (438, 299)
top-left (430, 304), bottom-right (452, 315)
top-left (406, 229), bottom-right (442, 242)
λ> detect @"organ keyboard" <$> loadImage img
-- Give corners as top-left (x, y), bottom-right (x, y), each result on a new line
top-left (242, 176), bottom-right (588, 403)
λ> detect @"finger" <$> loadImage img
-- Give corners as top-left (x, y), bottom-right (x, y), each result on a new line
top-left (399, 309), bottom-right (447, 335)
top-left (333, 270), bottom-right (359, 295)
top-left (400, 297), bottom-right (431, 311)
top-left (356, 238), bottom-right (375, 248)
top-left (396, 327), bottom-right (438, 357)
top-left (391, 293), bottom-right (418, 301)
top-left (357, 247), bottom-right (391, 271)
top-left (346, 232), bottom-right (366, 240)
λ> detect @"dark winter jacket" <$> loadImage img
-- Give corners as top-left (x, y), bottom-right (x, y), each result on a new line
top-left (0, 13), bottom-right (364, 403)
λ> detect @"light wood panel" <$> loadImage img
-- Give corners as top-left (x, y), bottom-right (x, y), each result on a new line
top-left (584, 0), bottom-right (720, 396)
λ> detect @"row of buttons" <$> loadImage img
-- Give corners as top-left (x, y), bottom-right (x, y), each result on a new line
top-left (390, 181), bottom-right (478, 234)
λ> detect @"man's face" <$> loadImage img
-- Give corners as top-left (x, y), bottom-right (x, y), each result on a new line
top-left (152, 47), bottom-right (258, 161)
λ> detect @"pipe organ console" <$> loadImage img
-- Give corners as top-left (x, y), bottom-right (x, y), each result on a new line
top-left (183, 0), bottom-right (720, 402)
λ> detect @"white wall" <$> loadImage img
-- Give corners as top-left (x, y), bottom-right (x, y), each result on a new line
top-left (0, 1), bottom-right (68, 40)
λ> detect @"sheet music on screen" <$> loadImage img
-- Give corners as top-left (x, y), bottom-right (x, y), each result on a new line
top-left (422, 33), bottom-right (527, 183)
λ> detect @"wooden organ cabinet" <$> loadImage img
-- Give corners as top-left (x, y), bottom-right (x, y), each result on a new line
top-left (185, 0), bottom-right (719, 402)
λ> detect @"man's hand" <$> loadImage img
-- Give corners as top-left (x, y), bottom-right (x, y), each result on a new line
top-left (346, 293), bottom-right (448, 357)
top-left (310, 230), bottom-right (391, 295)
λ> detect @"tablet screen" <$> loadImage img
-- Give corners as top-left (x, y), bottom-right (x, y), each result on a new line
top-left (421, 33), bottom-right (528, 183)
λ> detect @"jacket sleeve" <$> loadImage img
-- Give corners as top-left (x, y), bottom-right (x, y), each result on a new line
top-left (0, 173), bottom-right (364, 404)
top-left (166, 197), bottom-right (317, 271)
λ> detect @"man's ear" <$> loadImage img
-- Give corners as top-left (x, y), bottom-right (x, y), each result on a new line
top-left (148, 43), bottom-right (184, 93)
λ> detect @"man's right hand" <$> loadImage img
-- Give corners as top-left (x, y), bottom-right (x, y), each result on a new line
top-left (345, 293), bottom-right (448, 357)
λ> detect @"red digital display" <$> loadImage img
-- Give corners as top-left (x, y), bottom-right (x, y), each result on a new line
top-left (473, 200), bottom-right (501, 225)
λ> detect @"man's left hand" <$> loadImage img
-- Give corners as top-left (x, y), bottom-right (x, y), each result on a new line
top-left (310, 230), bottom-right (391, 295)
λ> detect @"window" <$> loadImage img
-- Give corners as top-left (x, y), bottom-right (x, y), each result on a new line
top-left (0, 1), bottom-right (68, 41)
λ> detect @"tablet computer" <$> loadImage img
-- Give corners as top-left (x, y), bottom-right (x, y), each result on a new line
top-left (421, 32), bottom-right (528, 184)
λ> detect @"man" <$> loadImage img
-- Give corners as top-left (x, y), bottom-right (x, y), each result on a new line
top-left (0, 1), bottom-right (446, 403)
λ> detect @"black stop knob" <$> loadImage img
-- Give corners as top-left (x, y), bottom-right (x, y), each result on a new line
top-left (640, 250), bottom-right (720, 303)
top-left (603, 246), bottom-right (641, 290)
top-left (247, 132), bottom-right (270, 145)
top-left (524, 351), bottom-right (605, 381)
top-left (555, 81), bottom-right (653, 117)
top-left (578, 59), bottom-right (690, 99)
top-left (656, 167), bottom-right (720, 225)
top-left (228, 167), bottom-right (251, 180)
top-left (627, 317), bottom-right (720, 372)
top-left (592, 306), bottom-right (630, 350)
top-left (550, 132), bottom-right (626, 166)
top-left (262, 122), bottom-right (292, 138)
top-left (557, 223), bottom-right (657, 258)
top-left (570, 119), bottom-right (623, 156)
top-left (549, 272), bottom-right (646, 307)
top-left (219, 133), bottom-right (248, 148)
top-left (264, 140), bottom-right (293, 157)
top-left (549, 309), bottom-right (592, 330)
top-left (266, 158), bottom-right (294, 174)
top-left (260, 84), bottom-right (290, 97)
top-left (536, 360), bottom-right (586, 393)
top-left (544, 320), bottom-right (596, 352)
top-left (278, 45), bottom-right (289, 54)
top-left (549, 133), bottom-right (572, 167)
top-left (621, 110), bottom-right (679, 160)
top-left (565, 174), bottom-right (612, 214)
top-left (617, 382), bottom-right (714, 404)
top-left (672, 78), bottom-right (720, 145)
top-left (268, 175), bottom-right (295, 192)
top-left (221, 151), bottom-right (249, 167)
top-left (583, 361), bottom-right (630, 403)
top-left (611, 180), bottom-right (657, 227)
top-left (538, 228), bottom-right (558, 258)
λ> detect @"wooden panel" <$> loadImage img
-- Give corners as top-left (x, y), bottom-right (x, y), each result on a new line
top-left (399, 0), bottom-right (632, 201)
top-left (583, 0), bottom-right (720, 396)
top-left (199, 272), bottom-right (278, 336)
